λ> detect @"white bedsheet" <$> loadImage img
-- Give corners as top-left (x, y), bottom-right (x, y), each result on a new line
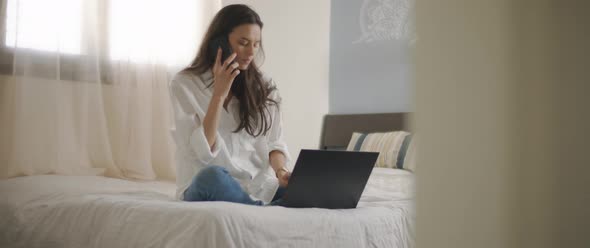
top-left (0, 168), bottom-right (414, 248)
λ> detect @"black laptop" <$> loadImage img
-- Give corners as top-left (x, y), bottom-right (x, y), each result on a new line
top-left (280, 149), bottom-right (379, 209)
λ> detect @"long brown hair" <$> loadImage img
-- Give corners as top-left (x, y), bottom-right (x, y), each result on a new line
top-left (183, 4), bottom-right (279, 137)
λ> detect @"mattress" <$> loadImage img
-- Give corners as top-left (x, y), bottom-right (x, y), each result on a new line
top-left (0, 168), bottom-right (414, 248)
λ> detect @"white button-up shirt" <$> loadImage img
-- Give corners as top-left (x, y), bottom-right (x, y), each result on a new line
top-left (168, 70), bottom-right (291, 204)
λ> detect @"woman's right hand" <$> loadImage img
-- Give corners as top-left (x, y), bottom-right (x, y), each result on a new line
top-left (212, 48), bottom-right (240, 99)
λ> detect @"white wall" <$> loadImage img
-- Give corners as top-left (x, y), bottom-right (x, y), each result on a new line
top-left (222, 0), bottom-right (331, 167)
top-left (415, 1), bottom-right (590, 248)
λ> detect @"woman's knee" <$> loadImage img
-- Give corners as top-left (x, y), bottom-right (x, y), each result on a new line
top-left (196, 165), bottom-right (229, 183)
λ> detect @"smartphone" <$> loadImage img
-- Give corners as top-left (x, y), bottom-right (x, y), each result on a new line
top-left (209, 36), bottom-right (234, 63)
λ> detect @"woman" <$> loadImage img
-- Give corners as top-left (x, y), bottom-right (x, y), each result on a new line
top-left (169, 4), bottom-right (291, 206)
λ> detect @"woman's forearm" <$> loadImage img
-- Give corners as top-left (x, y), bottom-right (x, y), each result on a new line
top-left (202, 95), bottom-right (225, 151)
top-left (269, 150), bottom-right (287, 174)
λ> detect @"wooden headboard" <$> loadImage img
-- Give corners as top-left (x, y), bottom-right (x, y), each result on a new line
top-left (319, 113), bottom-right (409, 150)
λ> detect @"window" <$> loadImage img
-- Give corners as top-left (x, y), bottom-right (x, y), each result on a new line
top-left (1, 0), bottom-right (202, 78)
top-left (109, 0), bottom-right (200, 64)
top-left (5, 0), bottom-right (82, 54)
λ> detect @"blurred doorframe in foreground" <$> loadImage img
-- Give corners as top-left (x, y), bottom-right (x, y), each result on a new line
top-left (414, 1), bottom-right (589, 248)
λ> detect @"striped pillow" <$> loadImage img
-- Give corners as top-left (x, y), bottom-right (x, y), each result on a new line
top-left (402, 135), bottom-right (417, 172)
top-left (346, 131), bottom-right (413, 170)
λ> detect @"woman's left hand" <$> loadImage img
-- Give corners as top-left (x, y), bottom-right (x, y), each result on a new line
top-left (277, 170), bottom-right (291, 188)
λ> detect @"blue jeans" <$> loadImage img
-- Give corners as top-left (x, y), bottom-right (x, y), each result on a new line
top-left (183, 165), bottom-right (286, 206)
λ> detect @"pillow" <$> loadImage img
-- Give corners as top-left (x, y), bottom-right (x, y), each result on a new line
top-left (402, 135), bottom-right (417, 172)
top-left (346, 131), bottom-right (414, 171)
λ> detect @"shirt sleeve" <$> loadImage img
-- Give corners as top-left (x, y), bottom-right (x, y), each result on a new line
top-left (169, 75), bottom-right (225, 166)
top-left (265, 81), bottom-right (293, 168)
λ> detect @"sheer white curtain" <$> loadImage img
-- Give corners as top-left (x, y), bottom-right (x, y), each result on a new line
top-left (0, 0), bottom-right (221, 180)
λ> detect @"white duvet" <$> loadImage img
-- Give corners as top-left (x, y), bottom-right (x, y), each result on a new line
top-left (0, 168), bottom-right (414, 248)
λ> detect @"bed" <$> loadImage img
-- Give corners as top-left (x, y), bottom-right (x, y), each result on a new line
top-left (0, 113), bottom-right (414, 248)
